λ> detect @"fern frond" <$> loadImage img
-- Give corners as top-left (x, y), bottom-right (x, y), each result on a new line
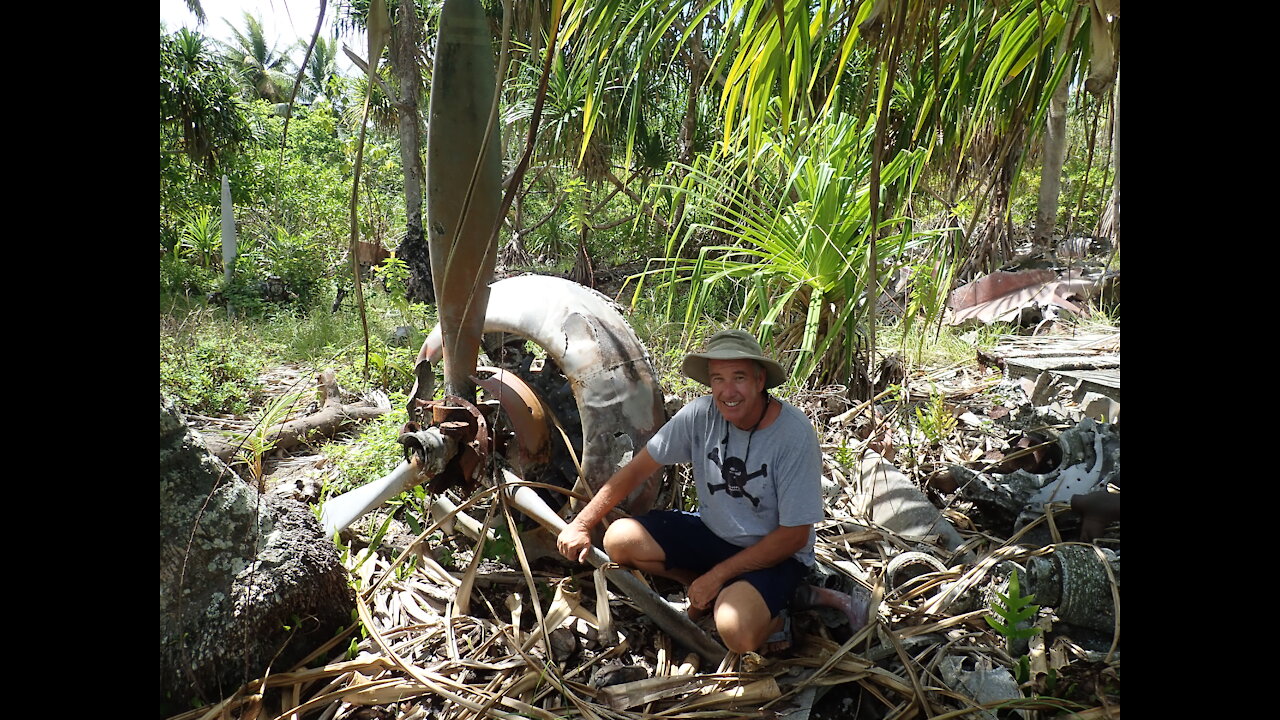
top-left (985, 569), bottom-right (1041, 640)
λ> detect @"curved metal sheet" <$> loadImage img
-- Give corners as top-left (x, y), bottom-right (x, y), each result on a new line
top-left (413, 275), bottom-right (668, 515)
top-left (473, 366), bottom-right (551, 471)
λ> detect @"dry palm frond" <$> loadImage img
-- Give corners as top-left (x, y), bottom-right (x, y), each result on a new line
top-left (181, 337), bottom-right (1119, 719)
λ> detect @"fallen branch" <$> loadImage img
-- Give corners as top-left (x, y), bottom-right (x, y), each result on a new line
top-left (203, 370), bottom-right (390, 462)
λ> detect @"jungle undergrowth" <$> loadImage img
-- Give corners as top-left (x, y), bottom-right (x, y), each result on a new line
top-left (160, 287), bottom-right (435, 416)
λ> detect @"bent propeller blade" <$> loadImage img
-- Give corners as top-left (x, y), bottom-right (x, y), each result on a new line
top-left (319, 460), bottom-right (420, 536)
top-left (427, 0), bottom-right (503, 399)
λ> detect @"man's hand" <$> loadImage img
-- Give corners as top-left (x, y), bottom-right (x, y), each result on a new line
top-left (556, 521), bottom-right (593, 563)
top-left (684, 524), bottom-right (811, 612)
top-left (553, 449), bottom-right (661, 565)
top-left (687, 570), bottom-right (727, 612)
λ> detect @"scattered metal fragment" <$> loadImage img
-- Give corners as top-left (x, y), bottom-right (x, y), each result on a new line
top-left (1071, 490), bottom-right (1121, 543)
top-left (938, 655), bottom-right (1022, 719)
top-left (884, 551), bottom-right (950, 596)
top-left (945, 268), bottom-right (1095, 327)
top-left (845, 447), bottom-right (971, 558)
top-left (1026, 544), bottom-right (1120, 635)
top-left (951, 418), bottom-right (1119, 537)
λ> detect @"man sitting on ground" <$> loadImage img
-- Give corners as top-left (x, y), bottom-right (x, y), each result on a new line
top-left (557, 329), bottom-right (833, 653)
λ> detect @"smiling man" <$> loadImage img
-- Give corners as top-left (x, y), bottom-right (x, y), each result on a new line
top-left (557, 329), bottom-right (824, 654)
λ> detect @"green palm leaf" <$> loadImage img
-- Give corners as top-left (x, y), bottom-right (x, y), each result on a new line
top-left (631, 108), bottom-right (938, 385)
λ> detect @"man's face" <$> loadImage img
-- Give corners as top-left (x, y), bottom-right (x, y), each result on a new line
top-left (707, 358), bottom-right (767, 429)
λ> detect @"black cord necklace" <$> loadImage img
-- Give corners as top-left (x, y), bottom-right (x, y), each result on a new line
top-left (720, 392), bottom-right (770, 466)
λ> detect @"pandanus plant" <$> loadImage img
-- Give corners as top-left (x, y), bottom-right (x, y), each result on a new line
top-left (629, 108), bottom-right (947, 388)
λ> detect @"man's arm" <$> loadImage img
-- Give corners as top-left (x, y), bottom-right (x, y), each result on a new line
top-left (556, 447), bottom-right (662, 562)
top-left (686, 523), bottom-right (811, 611)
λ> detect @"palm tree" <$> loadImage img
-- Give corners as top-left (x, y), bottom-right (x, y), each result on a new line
top-left (300, 35), bottom-right (342, 107)
top-left (633, 107), bottom-right (938, 387)
top-left (219, 12), bottom-right (296, 103)
top-left (555, 0), bottom-right (1118, 387)
top-left (333, 0), bottom-right (437, 303)
top-left (388, 0), bottom-right (433, 303)
top-left (182, 0), bottom-right (205, 24)
top-left (318, 0), bottom-right (1118, 386)
top-left (160, 27), bottom-right (255, 173)
top-left (496, 2), bottom-right (711, 282)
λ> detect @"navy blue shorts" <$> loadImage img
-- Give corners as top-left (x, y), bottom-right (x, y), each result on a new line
top-left (631, 509), bottom-right (809, 618)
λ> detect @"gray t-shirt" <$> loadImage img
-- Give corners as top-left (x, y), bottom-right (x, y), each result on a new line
top-left (646, 394), bottom-right (824, 566)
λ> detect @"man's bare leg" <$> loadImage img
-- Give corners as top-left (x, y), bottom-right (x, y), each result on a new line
top-left (604, 519), bottom-right (787, 642)
top-left (603, 518), bottom-right (700, 586)
top-left (713, 580), bottom-right (781, 654)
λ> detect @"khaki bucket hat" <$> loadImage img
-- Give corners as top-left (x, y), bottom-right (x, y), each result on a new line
top-left (681, 329), bottom-right (787, 389)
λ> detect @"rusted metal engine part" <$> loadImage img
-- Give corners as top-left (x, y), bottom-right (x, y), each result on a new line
top-left (426, 0), bottom-right (503, 400)
top-left (1025, 544), bottom-right (1120, 635)
top-left (322, 366), bottom-right (553, 536)
top-left (401, 394), bottom-right (492, 497)
top-left (411, 274), bottom-right (668, 517)
top-left (478, 337), bottom-right (586, 517)
top-left (472, 366), bottom-right (551, 473)
top-left (403, 365), bottom-right (556, 505)
top-left (1070, 490), bottom-right (1120, 543)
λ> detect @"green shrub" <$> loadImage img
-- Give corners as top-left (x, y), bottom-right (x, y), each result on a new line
top-left (178, 207), bottom-right (223, 271)
top-left (915, 385), bottom-right (957, 446)
top-left (160, 254), bottom-right (219, 298)
top-left (321, 400), bottom-right (409, 495)
top-left (160, 332), bottom-right (268, 415)
top-left (219, 273), bottom-right (270, 317)
top-left (265, 228), bottom-right (335, 309)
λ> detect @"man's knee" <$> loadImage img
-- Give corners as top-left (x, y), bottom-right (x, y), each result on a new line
top-left (602, 518), bottom-right (655, 565)
top-left (714, 581), bottom-right (774, 654)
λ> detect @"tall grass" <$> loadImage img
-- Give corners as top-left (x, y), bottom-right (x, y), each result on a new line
top-left (160, 288), bottom-right (437, 417)
top-left (877, 317), bottom-right (1012, 369)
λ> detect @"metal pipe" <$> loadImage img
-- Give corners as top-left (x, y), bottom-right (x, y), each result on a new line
top-left (430, 494), bottom-right (496, 544)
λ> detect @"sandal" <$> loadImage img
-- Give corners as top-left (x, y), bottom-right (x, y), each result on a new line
top-left (763, 610), bottom-right (792, 654)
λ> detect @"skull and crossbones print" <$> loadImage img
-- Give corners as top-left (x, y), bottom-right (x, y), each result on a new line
top-left (706, 444), bottom-right (768, 507)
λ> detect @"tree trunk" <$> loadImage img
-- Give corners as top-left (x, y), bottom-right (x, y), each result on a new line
top-left (1033, 66), bottom-right (1070, 247)
top-left (679, 14), bottom-right (707, 165)
top-left (390, 0), bottom-right (435, 304)
top-left (529, 0), bottom-right (544, 61)
top-left (499, 186), bottom-right (537, 267)
top-left (1109, 68), bottom-right (1119, 252)
top-left (572, 224), bottom-right (595, 288)
top-left (1033, 7), bottom-right (1081, 248)
top-left (160, 395), bottom-right (354, 715)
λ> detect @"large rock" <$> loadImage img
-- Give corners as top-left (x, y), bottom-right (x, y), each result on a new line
top-left (159, 396), bottom-right (354, 715)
